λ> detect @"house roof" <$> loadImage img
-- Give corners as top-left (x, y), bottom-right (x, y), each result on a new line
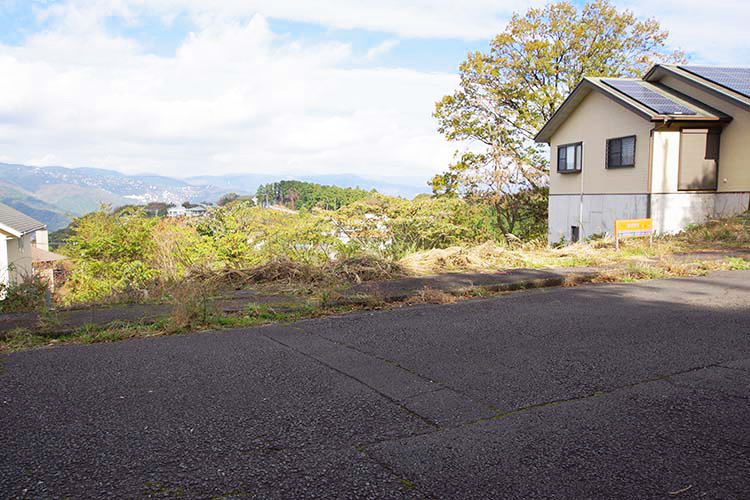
top-left (32, 246), bottom-right (68, 263)
top-left (535, 76), bottom-right (730, 143)
top-left (535, 72), bottom-right (735, 144)
top-left (0, 203), bottom-right (46, 238)
top-left (644, 65), bottom-right (750, 111)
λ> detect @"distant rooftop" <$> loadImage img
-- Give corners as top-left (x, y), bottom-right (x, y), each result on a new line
top-left (32, 246), bottom-right (68, 263)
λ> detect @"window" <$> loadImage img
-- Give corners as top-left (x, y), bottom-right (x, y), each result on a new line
top-left (557, 142), bottom-right (582, 173)
top-left (678, 128), bottom-right (719, 191)
top-left (606, 135), bottom-right (636, 168)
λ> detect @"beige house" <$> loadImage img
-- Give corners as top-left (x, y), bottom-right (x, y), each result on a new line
top-left (0, 203), bottom-right (48, 288)
top-left (536, 65), bottom-right (750, 243)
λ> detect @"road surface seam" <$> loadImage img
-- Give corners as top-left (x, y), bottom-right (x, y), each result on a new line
top-left (474, 359), bottom-right (747, 426)
top-left (260, 331), bottom-right (443, 431)
top-left (355, 358), bottom-right (748, 453)
top-left (312, 330), bottom-right (483, 403)
top-left (355, 446), bottom-right (440, 500)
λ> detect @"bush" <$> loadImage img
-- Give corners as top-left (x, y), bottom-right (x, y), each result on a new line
top-left (60, 207), bottom-right (159, 304)
top-left (330, 195), bottom-right (503, 258)
top-left (0, 275), bottom-right (49, 313)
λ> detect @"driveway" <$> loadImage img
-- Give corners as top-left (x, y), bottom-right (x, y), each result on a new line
top-left (1, 271), bottom-right (749, 499)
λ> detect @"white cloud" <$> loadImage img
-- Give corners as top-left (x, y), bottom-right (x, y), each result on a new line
top-left (63, 0), bottom-right (529, 40)
top-left (619, 0), bottom-right (750, 65)
top-left (0, 9), bottom-right (459, 183)
top-left (365, 39), bottom-right (399, 60)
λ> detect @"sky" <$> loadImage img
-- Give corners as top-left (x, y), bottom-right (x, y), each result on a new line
top-left (0, 0), bottom-right (748, 186)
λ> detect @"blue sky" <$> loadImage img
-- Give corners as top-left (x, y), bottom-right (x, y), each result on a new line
top-left (0, 0), bottom-right (747, 185)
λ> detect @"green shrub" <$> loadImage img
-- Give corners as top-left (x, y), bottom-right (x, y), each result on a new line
top-left (61, 207), bottom-right (159, 304)
top-left (0, 274), bottom-right (48, 313)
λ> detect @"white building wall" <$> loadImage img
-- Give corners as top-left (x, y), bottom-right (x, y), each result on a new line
top-left (6, 233), bottom-right (33, 284)
top-left (35, 229), bottom-right (49, 251)
top-left (651, 130), bottom-right (681, 193)
top-left (549, 194), bottom-right (649, 244)
top-left (0, 236), bottom-right (9, 289)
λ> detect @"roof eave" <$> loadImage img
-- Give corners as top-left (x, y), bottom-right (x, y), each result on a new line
top-left (534, 79), bottom-right (654, 144)
top-left (23, 225), bottom-right (47, 235)
top-left (650, 115), bottom-right (731, 123)
top-left (0, 222), bottom-right (22, 238)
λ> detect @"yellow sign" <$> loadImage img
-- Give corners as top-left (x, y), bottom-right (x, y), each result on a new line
top-left (615, 218), bottom-right (653, 238)
top-left (615, 218), bottom-right (653, 249)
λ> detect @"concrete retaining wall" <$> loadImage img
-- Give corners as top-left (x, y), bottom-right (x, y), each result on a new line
top-left (548, 194), bottom-right (649, 244)
top-left (550, 192), bottom-right (750, 243)
top-left (651, 192), bottom-right (750, 234)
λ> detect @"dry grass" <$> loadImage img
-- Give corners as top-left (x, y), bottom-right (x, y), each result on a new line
top-left (190, 255), bottom-right (406, 288)
top-left (330, 256), bottom-right (406, 283)
top-left (405, 287), bottom-right (457, 305)
top-left (398, 238), bottom-right (677, 275)
top-left (166, 276), bottom-right (221, 332)
top-left (399, 241), bottom-right (525, 274)
top-left (676, 211), bottom-right (750, 246)
top-left (591, 255), bottom-right (750, 283)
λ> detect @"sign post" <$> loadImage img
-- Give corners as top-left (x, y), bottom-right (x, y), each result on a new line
top-left (614, 218), bottom-right (653, 250)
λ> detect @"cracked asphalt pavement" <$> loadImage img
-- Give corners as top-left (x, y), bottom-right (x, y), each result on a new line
top-left (1, 270), bottom-right (750, 499)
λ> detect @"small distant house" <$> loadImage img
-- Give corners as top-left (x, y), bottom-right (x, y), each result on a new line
top-left (536, 65), bottom-right (750, 243)
top-left (0, 203), bottom-right (47, 288)
top-left (167, 205), bottom-right (208, 218)
top-left (167, 206), bottom-right (187, 217)
top-left (186, 206), bottom-right (207, 217)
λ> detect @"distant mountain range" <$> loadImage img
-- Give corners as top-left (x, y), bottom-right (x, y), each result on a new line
top-left (0, 163), bottom-right (428, 231)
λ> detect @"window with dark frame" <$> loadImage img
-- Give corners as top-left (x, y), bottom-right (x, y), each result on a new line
top-left (557, 142), bottom-right (582, 173)
top-left (606, 135), bottom-right (636, 168)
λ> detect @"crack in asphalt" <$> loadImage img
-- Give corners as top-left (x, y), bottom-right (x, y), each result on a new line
top-left (312, 331), bottom-right (470, 398)
top-left (355, 446), bottom-right (440, 500)
top-left (261, 331), bottom-right (443, 431)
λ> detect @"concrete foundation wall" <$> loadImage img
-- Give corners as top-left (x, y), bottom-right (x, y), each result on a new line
top-left (548, 194), bottom-right (649, 244)
top-left (715, 192), bottom-right (750, 217)
top-left (550, 192), bottom-right (750, 242)
top-left (651, 192), bottom-right (750, 234)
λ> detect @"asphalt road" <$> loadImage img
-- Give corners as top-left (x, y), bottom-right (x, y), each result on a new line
top-left (1, 271), bottom-right (749, 499)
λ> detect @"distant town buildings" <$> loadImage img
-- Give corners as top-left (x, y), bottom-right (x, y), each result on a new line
top-left (167, 205), bottom-right (209, 218)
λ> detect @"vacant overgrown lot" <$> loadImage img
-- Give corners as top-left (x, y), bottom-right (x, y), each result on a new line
top-left (1, 200), bottom-right (748, 352)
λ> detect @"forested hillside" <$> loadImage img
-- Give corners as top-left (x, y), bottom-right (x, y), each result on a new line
top-left (256, 181), bottom-right (375, 210)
